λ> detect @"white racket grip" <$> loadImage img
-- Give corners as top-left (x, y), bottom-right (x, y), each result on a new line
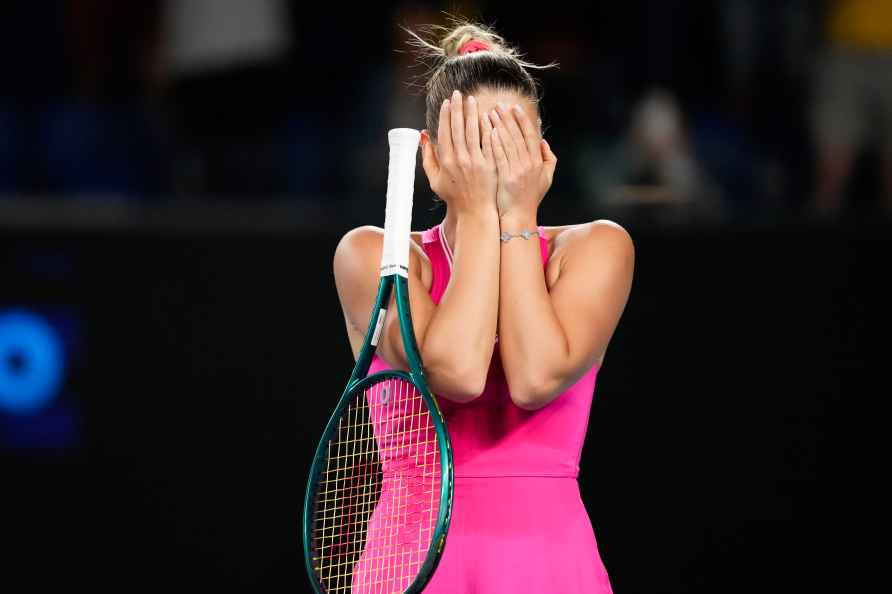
top-left (381, 128), bottom-right (421, 277)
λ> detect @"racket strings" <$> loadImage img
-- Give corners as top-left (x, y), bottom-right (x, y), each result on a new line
top-left (311, 377), bottom-right (441, 593)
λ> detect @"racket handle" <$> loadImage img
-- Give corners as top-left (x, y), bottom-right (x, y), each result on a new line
top-left (381, 128), bottom-right (421, 277)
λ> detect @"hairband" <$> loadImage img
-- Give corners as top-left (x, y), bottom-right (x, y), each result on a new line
top-left (458, 39), bottom-right (490, 55)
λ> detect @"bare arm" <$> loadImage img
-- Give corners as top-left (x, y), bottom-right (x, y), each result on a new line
top-left (488, 102), bottom-right (634, 410)
top-left (333, 217), bottom-right (498, 402)
top-left (334, 90), bottom-right (500, 402)
top-left (496, 220), bottom-right (634, 410)
top-left (414, 211), bottom-right (500, 400)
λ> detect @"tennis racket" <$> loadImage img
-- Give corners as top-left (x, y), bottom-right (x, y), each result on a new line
top-left (303, 128), bottom-right (454, 594)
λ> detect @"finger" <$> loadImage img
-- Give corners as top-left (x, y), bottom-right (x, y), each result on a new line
top-left (489, 108), bottom-right (518, 171)
top-left (465, 95), bottom-right (482, 158)
top-left (541, 138), bottom-right (557, 165)
top-left (450, 90), bottom-right (470, 164)
top-left (491, 125), bottom-right (510, 178)
top-left (541, 138), bottom-right (557, 184)
top-left (512, 104), bottom-right (542, 165)
top-left (436, 99), bottom-right (453, 164)
top-left (480, 111), bottom-right (494, 164)
top-left (497, 103), bottom-right (531, 168)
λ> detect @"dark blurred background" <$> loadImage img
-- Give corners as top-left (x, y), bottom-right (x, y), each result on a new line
top-left (1, 1), bottom-right (886, 592)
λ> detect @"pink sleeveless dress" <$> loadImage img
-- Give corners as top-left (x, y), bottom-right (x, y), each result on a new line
top-left (362, 222), bottom-right (613, 593)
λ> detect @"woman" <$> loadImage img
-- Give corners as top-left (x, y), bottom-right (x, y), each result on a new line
top-left (334, 21), bottom-right (634, 593)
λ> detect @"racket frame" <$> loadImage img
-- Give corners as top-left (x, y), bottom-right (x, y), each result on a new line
top-left (303, 272), bottom-right (454, 594)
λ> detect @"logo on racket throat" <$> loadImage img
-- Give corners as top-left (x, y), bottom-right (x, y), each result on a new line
top-left (380, 386), bottom-right (390, 404)
top-left (370, 307), bottom-right (387, 346)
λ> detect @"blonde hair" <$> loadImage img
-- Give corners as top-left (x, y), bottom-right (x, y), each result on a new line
top-left (402, 18), bottom-right (556, 68)
top-left (399, 16), bottom-right (558, 141)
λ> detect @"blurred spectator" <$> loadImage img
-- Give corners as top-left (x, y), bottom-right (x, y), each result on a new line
top-left (47, 1), bottom-right (166, 197)
top-left (1, 2), bottom-right (165, 198)
top-left (4, 0), bottom-right (890, 227)
top-left (348, 2), bottom-right (436, 203)
top-left (578, 89), bottom-right (724, 225)
top-left (712, 0), bottom-right (816, 215)
top-left (810, 0), bottom-right (892, 218)
top-left (161, 0), bottom-right (321, 197)
top-left (496, 4), bottom-right (612, 212)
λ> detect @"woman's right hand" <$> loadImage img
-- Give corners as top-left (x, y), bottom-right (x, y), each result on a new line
top-left (420, 90), bottom-right (498, 217)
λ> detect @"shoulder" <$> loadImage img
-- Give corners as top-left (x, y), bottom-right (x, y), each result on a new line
top-left (333, 225), bottom-right (380, 281)
top-left (335, 226), bottom-right (429, 257)
top-left (333, 225), bottom-right (431, 283)
top-left (546, 218), bottom-right (631, 248)
top-left (547, 219), bottom-right (632, 257)
top-left (334, 225), bottom-right (381, 256)
top-left (543, 220), bottom-right (634, 281)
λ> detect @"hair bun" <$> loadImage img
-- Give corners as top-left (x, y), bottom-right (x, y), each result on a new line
top-left (440, 24), bottom-right (502, 58)
top-left (401, 18), bottom-right (557, 76)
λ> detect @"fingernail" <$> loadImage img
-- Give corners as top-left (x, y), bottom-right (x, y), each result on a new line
top-left (498, 103), bottom-right (507, 112)
top-left (513, 104), bottom-right (523, 115)
top-left (453, 89), bottom-right (461, 99)
top-left (467, 95), bottom-right (475, 104)
top-left (443, 99), bottom-right (449, 109)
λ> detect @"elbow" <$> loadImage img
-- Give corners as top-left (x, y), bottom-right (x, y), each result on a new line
top-left (447, 378), bottom-right (488, 403)
top-left (507, 373), bottom-right (558, 411)
top-left (442, 365), bottom-right (489, 404)
top-left (426, 356), bottom-right (488, 404)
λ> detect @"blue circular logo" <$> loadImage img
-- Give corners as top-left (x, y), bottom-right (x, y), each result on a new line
top-left (0, 311), bottom-right (65, 415)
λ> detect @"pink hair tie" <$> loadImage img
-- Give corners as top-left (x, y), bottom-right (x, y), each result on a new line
top-left (458, 40), bottom-right (490, 55)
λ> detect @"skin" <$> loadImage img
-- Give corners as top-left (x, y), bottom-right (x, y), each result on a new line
top-left (334, 87), bottom-right (635, 410)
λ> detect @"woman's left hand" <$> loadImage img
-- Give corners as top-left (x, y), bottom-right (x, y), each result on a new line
top-left (487, 103), bottom-right (557, 219)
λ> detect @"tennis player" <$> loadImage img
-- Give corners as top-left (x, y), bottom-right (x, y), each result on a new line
top-left (334, 21), bottom-right (633, 593)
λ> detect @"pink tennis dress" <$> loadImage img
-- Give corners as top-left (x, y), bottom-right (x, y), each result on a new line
top-left (359, 222), bottom-right (613, 593)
